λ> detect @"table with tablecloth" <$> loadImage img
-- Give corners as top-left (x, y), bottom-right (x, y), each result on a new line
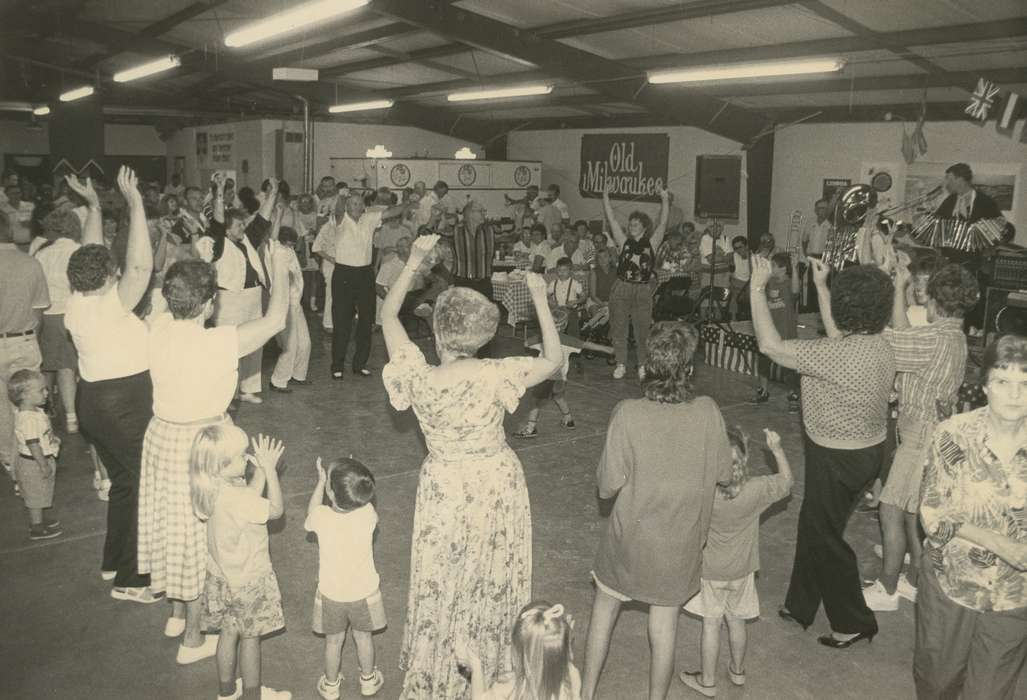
top-left (491, 269), bottom-right (591, 327)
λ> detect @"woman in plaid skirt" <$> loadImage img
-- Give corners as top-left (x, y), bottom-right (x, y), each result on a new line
top-left (139, 236), bottom-right (290, 664)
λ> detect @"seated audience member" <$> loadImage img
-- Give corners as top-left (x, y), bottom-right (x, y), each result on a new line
top-left (375, 211), bottom-right (412, 263)
top-left (376, 237), bottom-right (426, 320)
top-left (528, 224), bottom-right (551, 272)
top-left (512, 228), bottom-right (532, 256)
top-left (655, 230), bottom-right (694, 273)
top-left (592, 231), bottom-right (616, 259)
top-left (545, 227), bottom-right (591, 271)
top-left (914, 334), bottom-right (1027, 700)
top-left (548, 257), bottom-right (585, 337)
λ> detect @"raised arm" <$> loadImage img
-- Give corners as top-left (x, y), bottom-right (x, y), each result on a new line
top-left (602, 187), bottom-right (626, 248)
top-left (381, 236), bottom-right (434, 355)
top-left (891, 262), bottom-right (911, 330)
top-left (306, 457), bottom-right (327, 520)
top-left (114, 167), bottom-right (155, 312)
top-left (211, 173), bottom-right (226, 225)
top-left (649, 188), bottom-right (670, 249)
top-left (749, 256), bottom-right (799, 369)
top-left (251, 435), bottom-right (285, 519)
top-left (64, 175), bottom-right (102, 246)
top-left (808, 258), bottom-right (841, 338)
top-left (256, 177), bottom-right (278, 223)
top-left (520, 272), bottom-right (564, 387)
top-left (236, 242), bottom-right (288, 356)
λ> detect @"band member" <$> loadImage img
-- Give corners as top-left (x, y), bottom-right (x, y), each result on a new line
top-left (933, 163), bottom-right (1003, 270)
top-left (801, 198), bottom-right (831, 311)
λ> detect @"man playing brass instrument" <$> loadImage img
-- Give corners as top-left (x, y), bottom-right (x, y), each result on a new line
top-left (801, 198), bottom-right (831, 311)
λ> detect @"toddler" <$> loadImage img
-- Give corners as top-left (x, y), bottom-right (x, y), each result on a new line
top-left (305, 456), bottom-right (386, 700)
top-left (680, 427), bottom-right (793, 698)
top-left (9, 369), bottom-right (62, 540)
top-left (513, 330), bottom-right (582, 438)
top-left (456, 601), bottom-right (582, 700)
top-left (751, 252), bottom-right (800, 412)
top-left (190, 425), bottom-right (290, 700)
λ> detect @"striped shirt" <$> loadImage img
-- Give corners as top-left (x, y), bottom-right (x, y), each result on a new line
top-left (883, 317), bottom-right (967, 426)
top-left (921, 407), bottom-right (1027, 612)
top-left (452, 222), bottom-right (496, 280)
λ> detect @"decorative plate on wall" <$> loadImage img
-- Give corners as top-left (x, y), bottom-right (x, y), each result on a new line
top-left (458, 163), bottom-right (477, 186)
top-left (390, 163), bottom-right (411, 188)
top-left (514, 165), bottom-right (532, 187)
top-left (871, 171), bottom-right (893, 193)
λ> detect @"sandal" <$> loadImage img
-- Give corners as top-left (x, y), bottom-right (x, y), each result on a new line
top-left (561, 413), bottom-right (576, 430)
top-left (679, 671), bottom-right (716, 697)
top-left (513, 423), bottom-right (538, 439)
top-left (728, 664), bottom-right (746, 686)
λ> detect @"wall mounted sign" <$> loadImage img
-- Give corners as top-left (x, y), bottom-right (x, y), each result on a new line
top-left (579, 133), bottom-right (669, 203)
top-left (822, 178), bottom-right (852, 201)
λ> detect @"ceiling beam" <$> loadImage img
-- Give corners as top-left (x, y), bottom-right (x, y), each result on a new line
top-left (364, 44), bottom-right (481, 79)
top-left (761, 101), bottom-right (972, 123)
top-left (318, 43), bottom-right (468, 79)
top-left (536, 0), bottom-right (797, 40)
top-left (368, 0), bottom-right (767, 143)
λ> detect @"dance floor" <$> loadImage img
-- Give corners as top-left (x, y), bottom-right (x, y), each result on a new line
top-left (1, 316), bottom-right (923, 700)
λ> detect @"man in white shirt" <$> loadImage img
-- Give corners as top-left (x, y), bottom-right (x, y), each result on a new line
top-left (544, 227), bottom-right (592, 271)
top-left (315, 176), bottom-right (339, 220)
top-left (699, 223), bottom-right (732, 289)
top-left (2, 184), bottom-right (34, 245)
top-left (802, 198), bottom-right (831, 310)
top-left (329, 194), bottom-right (415, 381)
top-left (416, 180), bottom-right (458, 229)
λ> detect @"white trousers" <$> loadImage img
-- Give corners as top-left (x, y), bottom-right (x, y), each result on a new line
top-left (215, 286), bottom-right (263, 395)
top-left (321, 261), bottom-right (334, 330)
top-left (271, 303), bottom-right (311, 388)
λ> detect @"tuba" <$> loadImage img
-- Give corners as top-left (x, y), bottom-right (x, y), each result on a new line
top-left (823, 184), bottom-right (877, 267)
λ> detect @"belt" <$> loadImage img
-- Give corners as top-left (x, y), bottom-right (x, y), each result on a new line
top-left (1, 329), bottom-right (34, 338)
top-left (155, 413), bottom-right (229, 427)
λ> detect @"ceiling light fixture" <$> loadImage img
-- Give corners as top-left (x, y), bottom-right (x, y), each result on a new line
top-left (33, 106), bottom-right (51, 116)
top-left (329, 99), bottom-right (394, 114)
top-left (59, 86), bottom-right (95, 102)
top-left (366, 145), bottom-right (392, 158)
top-left (454, 147), bottom-right (477, 160)
top-left (647, 58), bottom-right (846, 84)
top-left (225, 0), bottom-right (370, 48)
top-left (447, 84), bottom-right (553, 102)
top-left (113, 55), bottom-right (182, 83)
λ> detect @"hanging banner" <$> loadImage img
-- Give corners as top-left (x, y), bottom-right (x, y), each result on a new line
top-left (579, 133), bottom-right (669, 203)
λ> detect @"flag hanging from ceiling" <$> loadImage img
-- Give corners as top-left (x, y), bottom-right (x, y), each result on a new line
top-left (996, 91), bottom-right (1021, 134)
top-left (965, 77), bottom-right (999, 121)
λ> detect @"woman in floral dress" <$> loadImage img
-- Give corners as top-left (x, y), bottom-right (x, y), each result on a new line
top-left (380, 235), bottom-right (563, 699)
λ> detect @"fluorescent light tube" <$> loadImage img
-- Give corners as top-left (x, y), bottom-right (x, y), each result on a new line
top-left (647, 58), bottom-right (846, 84)
top-left (113, 55), bottom-right (181, 83)
top-left (225, 0), bottom-right (370, 48)
top-left (59, 86), bottom-right (95, 102)
top-left (329, 99), bottom-right (394, 113)
top-left (366, 145), bottom-right (392, 158)
top-left (447, 84), bottom-right (553, 102)
top-left (33, 106), bottom-right (50, 116)
top-left (454, 147), bottom-right (476, 160)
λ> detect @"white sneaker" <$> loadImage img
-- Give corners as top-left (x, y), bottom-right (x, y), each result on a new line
top-left (413, 303), bottom-right (432, 318)
top-left (637, 366), bottom-right (646, 381)
top-left (164, 616), bottom-right (186, 638)
top-left (360, 668), bottom-right (384, 696)
top-left (100, 570), bottom-right (116, 581)
top-left (862, 580), bottom-right (899, 612)
top-left (317, 675), bottom-right (342, 700)
top-left (261, 687), bottom-right (291, 700)
top-left (612, 364), bottom-right (626, 379)
top-left (873, 544), bottom-right (911, 565)
top-left (238, 393), bottom-right (263, 405)
top-left (177, 634), bottom-right (219, 664)
top-left (97, 478), bottom-right (111, 502)
top-left (896, 574), bottom-right (918, 603)
top-left (110, 586), bottom-right (163, 604)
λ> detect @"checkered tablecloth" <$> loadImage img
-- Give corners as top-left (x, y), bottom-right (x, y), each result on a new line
top-left (491, 270), bottom-right (591, 327)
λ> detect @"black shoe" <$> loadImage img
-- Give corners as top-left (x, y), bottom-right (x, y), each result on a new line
top-left (778, 608), bottom-right (810, 630)
top-left (270, 384), bottom-right (292, 394)
top-left (291, 379), bottom-right (312, 386)
top-left (353, 368), bottom-right (373, 377)
top-left (332, 371), bottom-right (344, 381)
top-left (817, 631), bottom-right (875, 649)
top-left (749, 387), bottom-right (770, 405)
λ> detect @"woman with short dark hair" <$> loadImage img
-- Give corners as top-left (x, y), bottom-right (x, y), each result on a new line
top-left (751, 258), bottom-right (896, 648)
top-left (137, 242), bottom-right (288, 663)
top-left (581, 321), bottom-right (733, 700)
top-left (915, 334), bottom-right (1027, 699)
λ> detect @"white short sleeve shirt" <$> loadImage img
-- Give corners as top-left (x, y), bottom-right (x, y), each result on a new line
top-left (65, 286), bottom-right (149, 382)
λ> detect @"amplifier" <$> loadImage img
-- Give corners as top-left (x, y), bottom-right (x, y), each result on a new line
top-left (984, 286), bottom-right (1027, 337)
top-left (993, 252), bottom-right (1027, 287)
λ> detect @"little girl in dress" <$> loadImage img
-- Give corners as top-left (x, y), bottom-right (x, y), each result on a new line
top-left (456, 601), bottom-right (582, 700)
top-left (190, 425), bottom-right (291, 700)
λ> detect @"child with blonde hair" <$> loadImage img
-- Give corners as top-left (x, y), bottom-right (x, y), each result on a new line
top-left (9, 369), bottom-right (62, 540)
top-left (305, 455), bottom-right (386, 699)
top-left (456, 601), bottom-right (582, 700)
top-left (680, 428), bottom-right (793, 698)
top-left (190, 425), bottom-right (290, 700)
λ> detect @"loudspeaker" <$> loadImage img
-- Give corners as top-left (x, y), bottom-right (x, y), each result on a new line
top-left (695, 155), bottom-right (741, 220)
top-left (984, 286), bottom-right (1027, 337)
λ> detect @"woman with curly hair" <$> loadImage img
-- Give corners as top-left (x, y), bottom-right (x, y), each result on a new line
top-left (750, 257), bottom-right (895, 648)
top-left (379, 235), bottom-right (563, 699)
top-left (862, 263), bottom-right (979, 614)
top-left (581, 322), bottom-right (733, 700)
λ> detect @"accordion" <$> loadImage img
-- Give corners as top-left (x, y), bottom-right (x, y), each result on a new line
top-left (911, 216), bottom-right (1005, 252)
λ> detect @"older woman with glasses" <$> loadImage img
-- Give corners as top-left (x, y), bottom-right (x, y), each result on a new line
top-left (914, 334), bottom-right (1027, 700)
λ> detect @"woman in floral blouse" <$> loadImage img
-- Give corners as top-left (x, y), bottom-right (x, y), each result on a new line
top-left (915, 334), bottom-right (1027, 700)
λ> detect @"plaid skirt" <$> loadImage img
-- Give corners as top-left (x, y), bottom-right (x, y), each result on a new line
top-left (138, 414), bottom-right (231, 600)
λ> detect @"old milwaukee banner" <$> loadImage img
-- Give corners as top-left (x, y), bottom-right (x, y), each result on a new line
top-left (579, 133), bottom-right (669, 203)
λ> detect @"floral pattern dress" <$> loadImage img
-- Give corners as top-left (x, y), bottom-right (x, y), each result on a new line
top-left (383, 342), bottom-right (535, 700)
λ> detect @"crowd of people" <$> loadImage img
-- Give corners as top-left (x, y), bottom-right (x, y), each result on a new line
top-left (0, 159), bottom-right (1025, 700)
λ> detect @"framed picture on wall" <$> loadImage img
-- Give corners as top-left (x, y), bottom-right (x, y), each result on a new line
top-left (822, 178), bottom-right (851, 202)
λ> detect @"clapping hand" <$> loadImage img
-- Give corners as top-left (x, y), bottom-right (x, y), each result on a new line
top-left (764, 428), bottom-right (783, 453)
top-left (251, 434), bottom-right (285, 474)
top-left (808, 257), bottom-right (830, 286)
top-left (749, 256), bottom-right (772, 289)
top-left (64, 174), bottom-right (100, 209)
top-left (116, 166), bottom-right (142, 205)
top-left (315, 457), bottom-right (327, 483)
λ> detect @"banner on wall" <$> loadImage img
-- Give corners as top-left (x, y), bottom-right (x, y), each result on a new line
top-left (578, 133), bottom-right (669, 203)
